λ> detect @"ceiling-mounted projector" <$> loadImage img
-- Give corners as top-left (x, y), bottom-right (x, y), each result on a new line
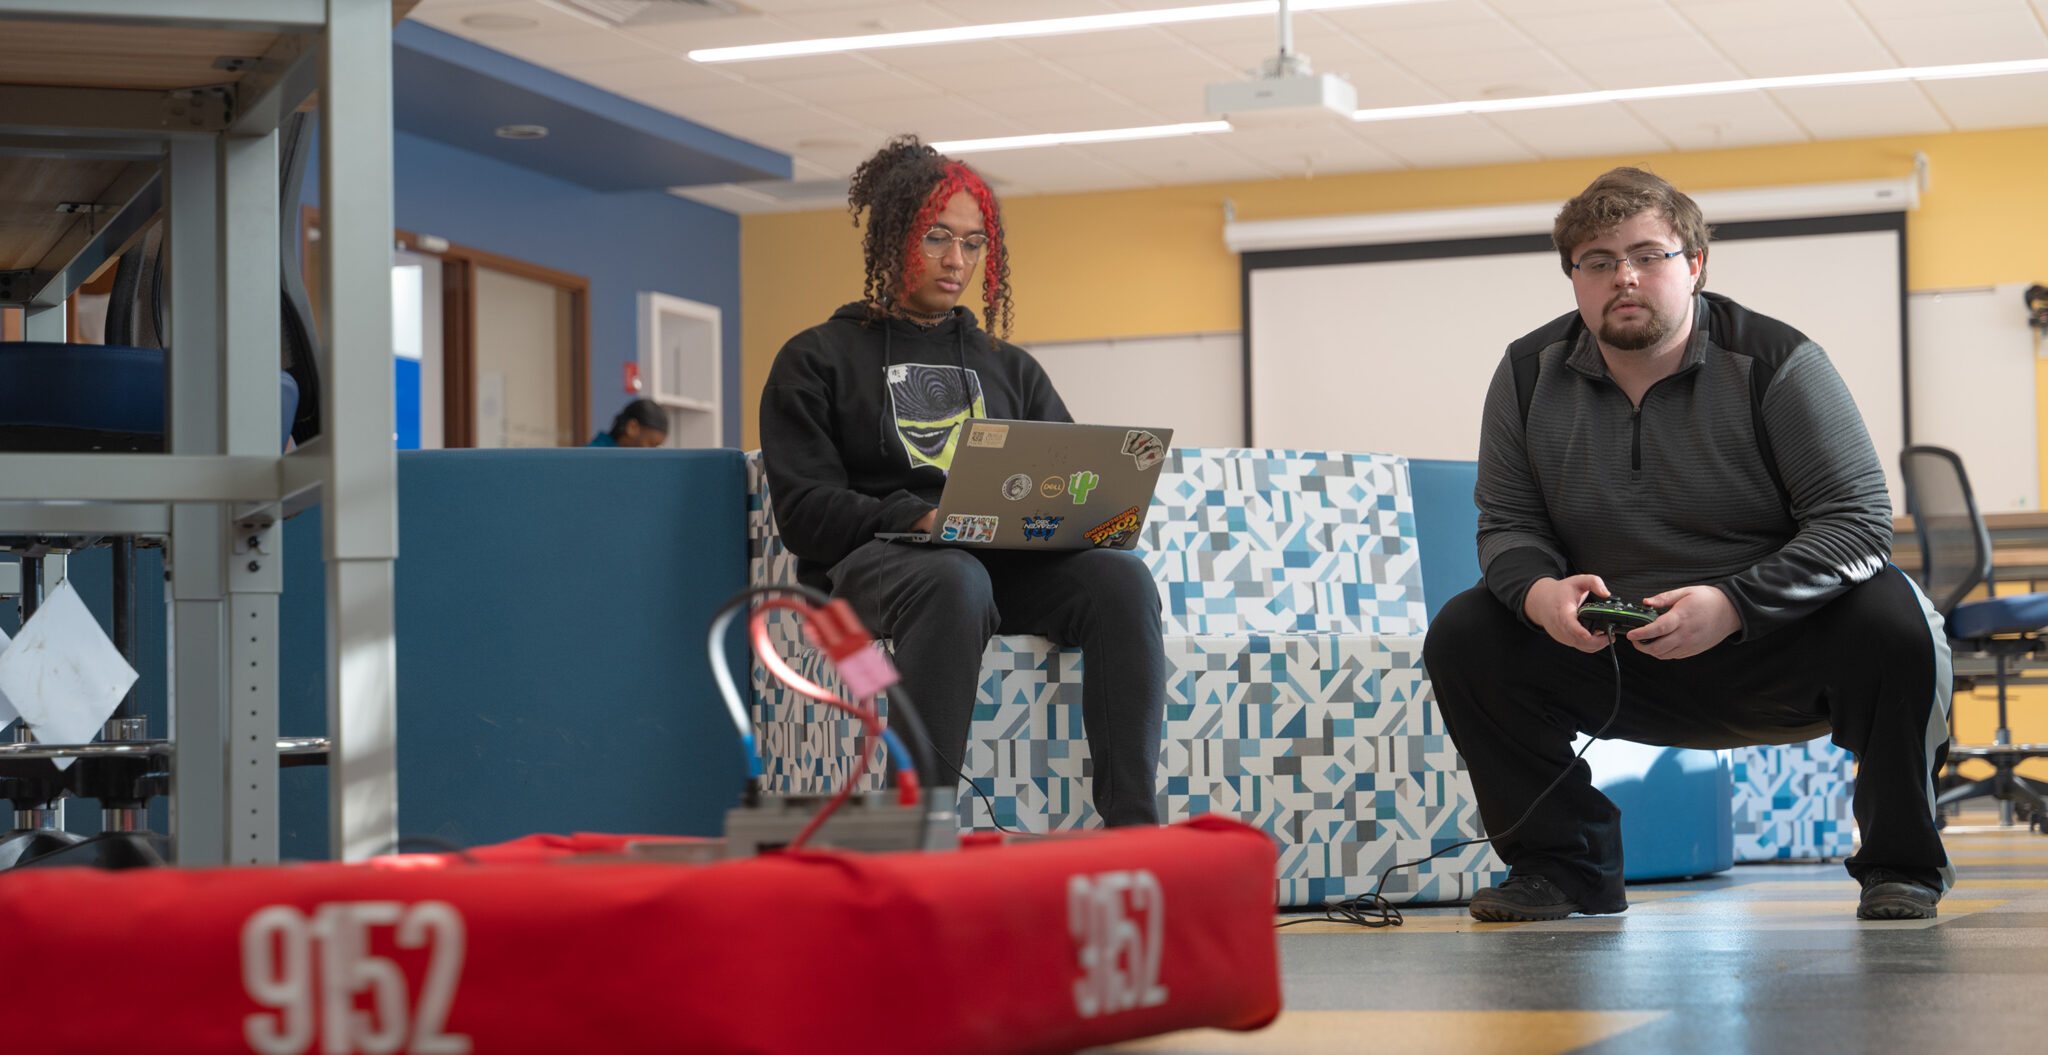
top-left (1202, 0), bottom-right (1356, 129)
top-left (1204, 70), bottom-right (1358, 128)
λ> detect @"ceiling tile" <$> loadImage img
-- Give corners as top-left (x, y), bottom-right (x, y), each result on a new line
top-left (1863, 9), bottom-right (2048, 66)
top-left (409, 0), bottom-right (591, 41)
top-left (819, 95), bottom-right (1024, 142)
top-left (1482, 103), bottom-right (1675, 159)
top-left (607, 13), bottom-right (805, 52)
top-left (958, 82), bottom-right (1155, 121)
top-left (712, 51), bottom-right (891, 83)
top-left (1395, 49), bottom-right (1584, 101)
top-left (686, 105), bottom-right (876, 147)
top-left (1351, 114), bottom-right (1542, 167)
top-left (1620, 92), bottom-right (1814, 150)
top-left (955, 147), bottom-right (1145, 196)
top-left (761, 3), bottom-right (961, 38)
top-left (1675, 0), bottom-right (1897, 77)
top-left (1076, 135), bottom-right (1286, 185)
top-left (1847, 0), bottom-right (2027, 17)
top-left (751, 68), bottom-right (938, 105)
top-left (930, 0), bottom-right (1115, 22)
top-left (1211, 124), bottom-right (1408, 176)
top-left (1505, 4), bottom-right (1700, 46)
top-left (1042, 44), bottom-right (1242, 85)
top-left (1917, 70), bottom-right (2048, 130)
top-left (634, 78), bottom-right (806, 116)
top-left (1767, 81), bottom-right (1954, 138)
top-left (741, 0), bottom-right (902, 12)
top-left (411, 0), bottom-right (2048, 199)
top-left (551, 54), bottom-right (731, 93)
top-left (1316, 0), bottom-right (1506, 33)
top-left (1012, 25), bottom-right (1187, 58)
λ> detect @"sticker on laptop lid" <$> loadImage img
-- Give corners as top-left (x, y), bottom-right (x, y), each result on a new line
top-left (1083, 505), bottom-right (1144, 549)
top-left (1040, 476), bottom-right (1066, 499)
top-left (1067, 470), bottom-right (1099, 504)
top-left (1123, 430), bottom-right (1165, 472)
top-left (966, 422), bottom-right (1009, 448)
top-left (938, 513), bottom-right (998, 544)
top-left (1001, 473), bottom-right (1033, 501)
top-left (1020, 515), bottom-right (1063, 541)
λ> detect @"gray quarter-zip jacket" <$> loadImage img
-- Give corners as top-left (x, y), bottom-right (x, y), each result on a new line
top-left (1475, 291), bottom-right (1893, 642)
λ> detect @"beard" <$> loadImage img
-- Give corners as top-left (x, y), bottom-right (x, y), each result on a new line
top-left (1597, 297), bottom-right (1673, 352)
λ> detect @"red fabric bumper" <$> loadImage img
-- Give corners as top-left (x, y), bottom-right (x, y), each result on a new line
top-left (0, 815), bottom-right (1280, 1054)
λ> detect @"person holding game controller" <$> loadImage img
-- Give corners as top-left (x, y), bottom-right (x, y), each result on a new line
top-left (757, 135), bottom-right (1165, 827)
top-left (1423, 167), bottom-right (1953, 922)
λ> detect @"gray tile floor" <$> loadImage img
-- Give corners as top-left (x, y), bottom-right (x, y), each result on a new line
top-left (1096, 812), bottom-right (2048, 1054)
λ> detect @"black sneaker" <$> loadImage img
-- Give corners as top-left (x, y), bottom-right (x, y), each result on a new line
top-left (1469, 873), bottom-right (1624, 922)
top-left (1856, 868), bottom-right (1941, 920)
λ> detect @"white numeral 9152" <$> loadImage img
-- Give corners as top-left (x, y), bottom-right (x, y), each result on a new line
top-left (241, 900), bottom-right (471, 1055)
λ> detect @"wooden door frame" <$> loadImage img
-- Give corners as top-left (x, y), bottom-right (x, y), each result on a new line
top-left (301, 205), bottom-right (590, 448)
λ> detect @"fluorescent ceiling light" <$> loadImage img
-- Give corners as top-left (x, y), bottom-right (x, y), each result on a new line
top-left (688, 0), bottom-right (1440, 64)
top-left (1351, 57), bottom-right (2048, 122)
top-left (935, 122), bottom-right (1232, 155)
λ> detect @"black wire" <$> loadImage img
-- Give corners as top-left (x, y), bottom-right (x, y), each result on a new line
top-left (1279, 632), bottom-right (1627, 930)
top-left (887, 682), bottom-right (1025, 837)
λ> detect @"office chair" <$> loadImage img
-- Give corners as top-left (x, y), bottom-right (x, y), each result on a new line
top-left (1899, 445), bottom-right (2048, 829)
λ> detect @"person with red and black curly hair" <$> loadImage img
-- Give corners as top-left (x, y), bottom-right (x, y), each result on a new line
top-left (758, 135), bottom-right (1164, 828)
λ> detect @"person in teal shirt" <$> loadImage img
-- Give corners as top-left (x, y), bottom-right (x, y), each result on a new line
top-left (589, 399), bottom-right (667, 447)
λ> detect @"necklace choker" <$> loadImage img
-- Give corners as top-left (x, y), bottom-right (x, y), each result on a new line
top-left (892, 305), bottom-right (952, 326)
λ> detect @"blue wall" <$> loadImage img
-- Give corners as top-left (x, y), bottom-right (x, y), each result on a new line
top-left (305, 129), bottom-right (745, 448)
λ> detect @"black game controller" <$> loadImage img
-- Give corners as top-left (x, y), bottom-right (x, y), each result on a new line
top-left (1576, 597), bottom-right (1663, 633)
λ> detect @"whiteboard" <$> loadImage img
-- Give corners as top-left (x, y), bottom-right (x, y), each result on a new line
top-left (1027, 331), bottom-right (1244, 448)
top-left (1246, 224), bottom-right (1910, 510)
top-left (1906, 284), bottom-right (2039, 512)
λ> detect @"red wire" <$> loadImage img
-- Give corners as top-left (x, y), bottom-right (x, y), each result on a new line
top-left (749, 602), bottom-right (918, 850)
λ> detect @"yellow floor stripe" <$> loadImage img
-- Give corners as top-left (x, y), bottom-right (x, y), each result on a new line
top-left (1950, 852), bottom-right (2048, 865)
top-left (1510, 898), bottom-right (2009, 931)
top-left (1091, 1010), bottom-right (1669, 1055)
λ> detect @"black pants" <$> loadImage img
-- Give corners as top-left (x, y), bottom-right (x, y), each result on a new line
top-left (827, 539), bottom-right (1166, 826)
top-left (1423, 565), bottom-right (1953, 907)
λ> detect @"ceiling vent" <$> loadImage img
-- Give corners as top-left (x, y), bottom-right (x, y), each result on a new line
top-left (558, 0), bottom-right (752, 27)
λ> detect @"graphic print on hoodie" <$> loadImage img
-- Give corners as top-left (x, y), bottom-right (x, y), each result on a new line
top-left (887, 362), bottom-right (985, 471)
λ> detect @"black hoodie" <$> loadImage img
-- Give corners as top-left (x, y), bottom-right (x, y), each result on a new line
top-left (759, 301), bottom-right (1071, 576)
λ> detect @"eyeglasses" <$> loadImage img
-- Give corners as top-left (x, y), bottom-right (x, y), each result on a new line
top-left (919, 227), bottom-right (989, 260)
top-left (1572, 248), bottom-right (1687, 278)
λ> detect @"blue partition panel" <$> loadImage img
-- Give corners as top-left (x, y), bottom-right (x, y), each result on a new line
top-left (279, 448), bottom-right (747, 859)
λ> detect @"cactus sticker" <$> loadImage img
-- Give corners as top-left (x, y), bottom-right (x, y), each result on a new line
top-left (1068, 470), bottom-right (1099, 504)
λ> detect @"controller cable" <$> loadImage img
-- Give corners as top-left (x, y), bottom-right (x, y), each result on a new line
top-left (1279, 628), bottom-right (1628, 929)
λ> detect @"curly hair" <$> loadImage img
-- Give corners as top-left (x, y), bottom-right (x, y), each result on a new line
top-left (1552, 167), bottom-right (1711, 294)
top-left (846, 134), bottom-right (1014, 336)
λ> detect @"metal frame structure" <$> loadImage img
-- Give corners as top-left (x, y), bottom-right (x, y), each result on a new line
top-left (0, 0), bottom-right (397, 863)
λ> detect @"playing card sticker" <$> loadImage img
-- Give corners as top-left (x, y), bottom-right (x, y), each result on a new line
top-left (1123, 430), bottom-right (1165, 471)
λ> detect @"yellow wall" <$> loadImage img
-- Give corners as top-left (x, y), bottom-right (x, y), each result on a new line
top-left (741, 124), bottom-right (2048, 448)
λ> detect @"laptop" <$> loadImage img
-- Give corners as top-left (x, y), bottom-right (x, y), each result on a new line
top-left (876, 419), bottom-right (1174, 551)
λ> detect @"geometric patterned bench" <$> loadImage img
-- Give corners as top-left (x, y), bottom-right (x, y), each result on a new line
top-left (1731, 739), bottom-right (1857, 861)
top-left (748, 447), bottom-right (1508, 907)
